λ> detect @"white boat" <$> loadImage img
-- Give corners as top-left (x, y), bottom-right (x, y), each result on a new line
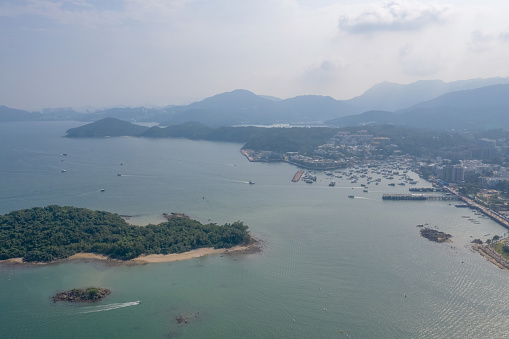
top-left (249, 181), bottom-right (255, 185)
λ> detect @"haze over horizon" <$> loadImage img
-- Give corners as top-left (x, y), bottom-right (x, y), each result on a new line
top-left (2, 0), bottom-right (509, 111)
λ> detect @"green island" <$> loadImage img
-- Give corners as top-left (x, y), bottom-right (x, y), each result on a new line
top-left (0, 205), bottom-right (251, 262)
top-left (53, 287), bottom-right (111, 303)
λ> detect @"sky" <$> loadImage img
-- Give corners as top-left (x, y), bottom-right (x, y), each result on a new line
top-left (1, 0), bottom-right (509, 111)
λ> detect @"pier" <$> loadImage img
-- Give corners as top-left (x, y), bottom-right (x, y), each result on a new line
top-left (382, 194), bottom-right (460, 201)
top-left (446, 187), bottom-right (509, 230)
top-left (409, 187), bottom-right (445, 192)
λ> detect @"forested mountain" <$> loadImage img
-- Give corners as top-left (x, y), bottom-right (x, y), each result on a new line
top-left (0, 106), bottom-right (41, 122)
top-left (396, 84), bottom-right (509, 130)
top-left (4, 77), bottom-right (509, 127)
top-left (328, 84), bottom-right (509, 130)
top-left (65, 118), bottom-right (337, 155)
top-left (65, 117), bottom-right (150, 137)
top-left (158, 90), bottom-right (359, 126)
top-left (65, 118), bottom-right (477, 159)
top-left (346, 77), bottom-right (509, 112)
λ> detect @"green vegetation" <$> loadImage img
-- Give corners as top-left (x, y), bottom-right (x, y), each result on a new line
top-left (494, 241), bottom-right (509, 260)
top-left (0, 205), bottom-right (251, 262)
top-left (53, 287), bottom-right (111, 302)
top-left (66, 119), bottom-right (482, 159)
top-left (243, 127), bottom-right (337, 155)
top-left (65, 118), bottom-right (150, 137)
top-left (351, 125), bottom-right (474, 157)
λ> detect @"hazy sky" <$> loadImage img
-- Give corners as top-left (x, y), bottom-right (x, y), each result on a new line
top-left (2, 0), bottom-right (509, 110)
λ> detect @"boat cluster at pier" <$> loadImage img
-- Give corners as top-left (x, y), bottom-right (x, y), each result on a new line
top-left (291, 159), bottom-right (421, 198)
top-left (286, 158), bottom-right (509, 271)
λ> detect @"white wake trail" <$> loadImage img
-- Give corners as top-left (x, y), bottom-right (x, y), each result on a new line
top-left (81, 301), bottom-right (140, 314)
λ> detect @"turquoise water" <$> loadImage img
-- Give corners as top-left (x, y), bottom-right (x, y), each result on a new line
top-left (1, 122), bottom-right (509, 338)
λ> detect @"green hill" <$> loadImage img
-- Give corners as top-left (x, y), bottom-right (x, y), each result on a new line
top-left (65, 117), bottom-right (150, 137)
top-left (0, 205), bottom-right (251, 262)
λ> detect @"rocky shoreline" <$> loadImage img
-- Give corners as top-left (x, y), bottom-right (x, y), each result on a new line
top-left (53, 287), bottom-right (111, 303)
top-left (473, 241), bottom-right (509, 270)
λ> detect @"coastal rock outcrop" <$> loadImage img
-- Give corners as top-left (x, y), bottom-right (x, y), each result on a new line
top-left (53, 287), bottom-right (111, 303)
top-left (420, 228), bottom-right (452, 243)
top-left (175, 312), bottom-right (199, 324)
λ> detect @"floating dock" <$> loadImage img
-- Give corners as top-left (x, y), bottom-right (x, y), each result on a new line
top-left (292, 170), bottom-right (304, 182)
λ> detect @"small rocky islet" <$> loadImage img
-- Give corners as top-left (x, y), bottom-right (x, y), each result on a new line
top-left (53, 287), bottom-right (111, 303)
top-left (420, 228), bottom-right (452, 243)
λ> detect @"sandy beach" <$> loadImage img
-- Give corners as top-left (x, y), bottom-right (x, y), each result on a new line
top-left (131, 245), bottom-right (252, 263)
top-left (0, 243), bottom-right (257, 266)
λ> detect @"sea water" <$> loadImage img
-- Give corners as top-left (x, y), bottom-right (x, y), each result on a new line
top-left (1, 121), bottom-right (509, 338)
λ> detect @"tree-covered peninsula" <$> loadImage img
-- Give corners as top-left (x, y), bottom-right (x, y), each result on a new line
top-left (0, 205), bottom-right (251, 262)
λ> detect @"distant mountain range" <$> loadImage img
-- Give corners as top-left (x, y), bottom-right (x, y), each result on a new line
top-left (328, 84), bottom-right (509, 130)
top-left (3, 77), bottom-right (509, 130)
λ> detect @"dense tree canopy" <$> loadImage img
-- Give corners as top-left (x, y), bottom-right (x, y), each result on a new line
top-left (0, 205), bottom-right (251, 262)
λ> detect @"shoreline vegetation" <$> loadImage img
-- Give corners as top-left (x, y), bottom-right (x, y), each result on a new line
top-left (472, 239), bottom-right (509, 270)
top-left (1, 243), bottom-right (257, 266)
top-left (0, 205), bottom-right (253, 264)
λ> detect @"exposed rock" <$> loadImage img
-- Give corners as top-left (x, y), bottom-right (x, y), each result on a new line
top-left (175, 312), bottom-right (199, 325)
top-left (176, 316), bottom-right (187, 324)
top-left (420, 228), bottom-right (452, 243)
top-left (53, 287), bottom-right (110, 303)
top-left (471, 238), bottom-right (483, 244)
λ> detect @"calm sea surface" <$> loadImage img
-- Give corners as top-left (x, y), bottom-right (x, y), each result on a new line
top-left (1, 122), bottom-right (509, 338)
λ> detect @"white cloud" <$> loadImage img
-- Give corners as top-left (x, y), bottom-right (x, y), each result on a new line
top-left (338, 0), bottom-right (449, 34)
top-left (3, 0), bottom-right (509, 109)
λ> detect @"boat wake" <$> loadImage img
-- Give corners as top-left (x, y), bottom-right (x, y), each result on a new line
top-left (81, 301), bottom-right (140, 314)
top-left (353, 196), bottom-right (372, 200)
top-left (233, 180), bottom-right (253, 184)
